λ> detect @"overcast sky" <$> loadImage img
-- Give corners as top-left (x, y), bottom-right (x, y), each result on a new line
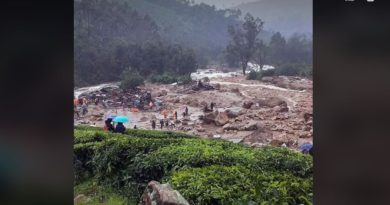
top-left (193, 0), bottom-right (258, 9)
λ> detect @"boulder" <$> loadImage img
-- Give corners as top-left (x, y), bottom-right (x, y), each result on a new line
top-left (225, 109), bottom-right (239, 118)
top-left (196, 127), bottom-right (206, 132)
top-left (214, 83), bottom-right (221, 90)
top-left (243, 101), bottom-right (254, 109)
top-left (223, 123), bottom-right (240, 131)
top-left (140, 181), bottom-right (189, 205)
top-left (215, 112), bottom-right (229, 126)
top-left (257, 97), bottom-right (287, 108)
top-left (201, 112), bottom-right (217, 124)
top-left (241, 121), bottom-right (259, 131)
top-left (261, 76), bottom-right (273, 82)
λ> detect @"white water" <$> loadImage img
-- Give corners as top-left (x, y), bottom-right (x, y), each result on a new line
top-left (74, 82), bottom-right (119, 98)
top-left (190, 69), bottom-right (241, 81)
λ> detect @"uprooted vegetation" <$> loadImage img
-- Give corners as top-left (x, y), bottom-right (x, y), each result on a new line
top-left (74, 126), bottom-right (313, 204)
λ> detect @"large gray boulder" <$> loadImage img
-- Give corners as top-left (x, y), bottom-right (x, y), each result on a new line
top-left (140, 181), bottom-right (189, 205)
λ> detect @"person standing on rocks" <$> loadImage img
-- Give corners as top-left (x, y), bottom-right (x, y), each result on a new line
top-left (165, 119), bottom-right (169, 128)
top-left (174, 111), bottom-right (178, 121)
top-left (185, 107), bottom-right (188, 116)
top-left (210, 102), bottom-right (215, 111)
top-left (151, 120), bottom-right (156, 130)
top-left (160, 119), bottom-right (164, 129)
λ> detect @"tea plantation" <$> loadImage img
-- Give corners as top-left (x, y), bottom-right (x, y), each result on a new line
top-left (74, 126), bottom-right (313, 205)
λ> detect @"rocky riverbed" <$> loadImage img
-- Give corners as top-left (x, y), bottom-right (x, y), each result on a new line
top-left (74, 69), bottom-right (312, 150)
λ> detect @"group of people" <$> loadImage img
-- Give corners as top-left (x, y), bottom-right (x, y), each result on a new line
top-left (103, 118), bottom-right (136, 134)
top-left (203, 102), bottom-right (216, 112)
top-left (74, 96), bottom-right (89, 118)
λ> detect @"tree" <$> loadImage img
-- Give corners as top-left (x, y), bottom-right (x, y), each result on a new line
top-left (120, 68), bottom-right (144, 90)
top-left (268, 32), bottom-right (287, 64)
top-left (226, 13), bottom-right (264, 75)
top-left (254, 40), bottom-right (268, 71)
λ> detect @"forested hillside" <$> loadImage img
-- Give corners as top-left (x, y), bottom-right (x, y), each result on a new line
top-left (74, 0), bottom-right (245, 86)
top-left (120, 0), bottom-right (242, 64)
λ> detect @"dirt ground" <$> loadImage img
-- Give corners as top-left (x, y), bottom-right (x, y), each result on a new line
top-left (75, 70), bottom-right (313, 150)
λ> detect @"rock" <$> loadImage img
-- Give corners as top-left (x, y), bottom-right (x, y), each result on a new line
top-left (257, 97), bottom-right (287, 108)
top-left (197, 127), bottom-right (205, 132)
top-left (261, 76), bottom-right (273, 82)
top-left (140, 181), bottom-right (189, 205)
top-left (243, 101), bottom-right (254, 109)
top-left (270, 139), bottom-right (284, 147)
top-left (223, 123), bottom-right (240, 131)
top-left (202, 112), bottom-right (217, 124)
top-left (216, 128), bottom-right (224, 134)
top-left (181, 121), bottom-right (188, 126)
top-left (225, 109), bottom-right (239, 118)
top-left (215, 112), bottom-right (229, 126)
top-left (213, 134), bottom-right (222, 139)
top-left (231, 88), bottom-right (240, 93)
top-left (303, 112), bottom-right (313, 121)
top-left (241, 121), bottom-right (259, 131)
top-left (200, 101), bottom-right (208, 107)
top-left (214, 83), bottom-right (221, 90)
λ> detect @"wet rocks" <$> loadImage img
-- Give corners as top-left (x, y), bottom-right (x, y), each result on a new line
top-left (243, 121), bottom-right (259, 131)
top-left (215, 112), bottom-right (229, 126)
top-left (200, 112), bottom-right (217, 124)
top-left (225, 109), bottom-right (239, 118)
top-left (243, 101), bottom-right (254, 109)
top-left (257, 97), bottom-right (287, 108)
top-left (140, 181), bottom-right (189, 205)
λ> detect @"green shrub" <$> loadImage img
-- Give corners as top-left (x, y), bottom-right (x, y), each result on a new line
top-left (167, 166), bottom-right (256, 204)
top-left (74, 141), bottom-right (103, 184)
top-left (177, 74), bottom-right (192, 85)
top-left (274, 64), bottom-right (305, 76)
top-left (91, 137), bottom-right (184, 192)
top-left (261, 69), bottom-right (276, 77)
top-left (74, 130), bottom-right (109, 144)
top-left (167, 165), bottom-right (313, 205)
top-left (150, 73), bottom-right (177, 84)
top-left (130, 140), bottom-right (255, 185)
top-left (120, 70), bottom-right (144, 90)
top-left (253, 147), bottom-right (313, 178)
top-left (73, 127), bottom-right (313, 203)
top-left (247, 70), bottom-right (264, 80)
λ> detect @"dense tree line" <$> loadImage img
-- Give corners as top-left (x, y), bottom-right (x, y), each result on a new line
top-left (225, 14), bottom-right (312, 76)
top-left (74, 0), bottom-right (198, 86)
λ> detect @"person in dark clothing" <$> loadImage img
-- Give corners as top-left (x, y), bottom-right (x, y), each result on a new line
top-left (114, 122), bottom-right (126, 134)
top-left (104, 119), bottom-right (114, 132)
top-left (160, 119), bottom-right (164, 129)
top-left (165, 119), bottom-right (169, 127)
top-left (133, 125), bottom-right (137, 129)
top-left (210, 102), bottom-right (215, 111)
top-left (185, 107), bottom-right (188, 116)
top-left (151, 120), bottom-right (156, 129)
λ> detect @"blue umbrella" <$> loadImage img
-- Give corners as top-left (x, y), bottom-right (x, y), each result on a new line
top-left (113, 116), bottom-right (129, 123)
top-left (299, 143), bottom-right (313, 152)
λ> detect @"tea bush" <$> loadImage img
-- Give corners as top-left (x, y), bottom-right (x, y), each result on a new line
top-left (167, 165), bottom-right (313, 205)
top-left (130, 139), bottom-right (256, 185)
top-left (253, 147), bottom-right (313, 178)
top-left (73, 126), bottom-right (313, 203)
